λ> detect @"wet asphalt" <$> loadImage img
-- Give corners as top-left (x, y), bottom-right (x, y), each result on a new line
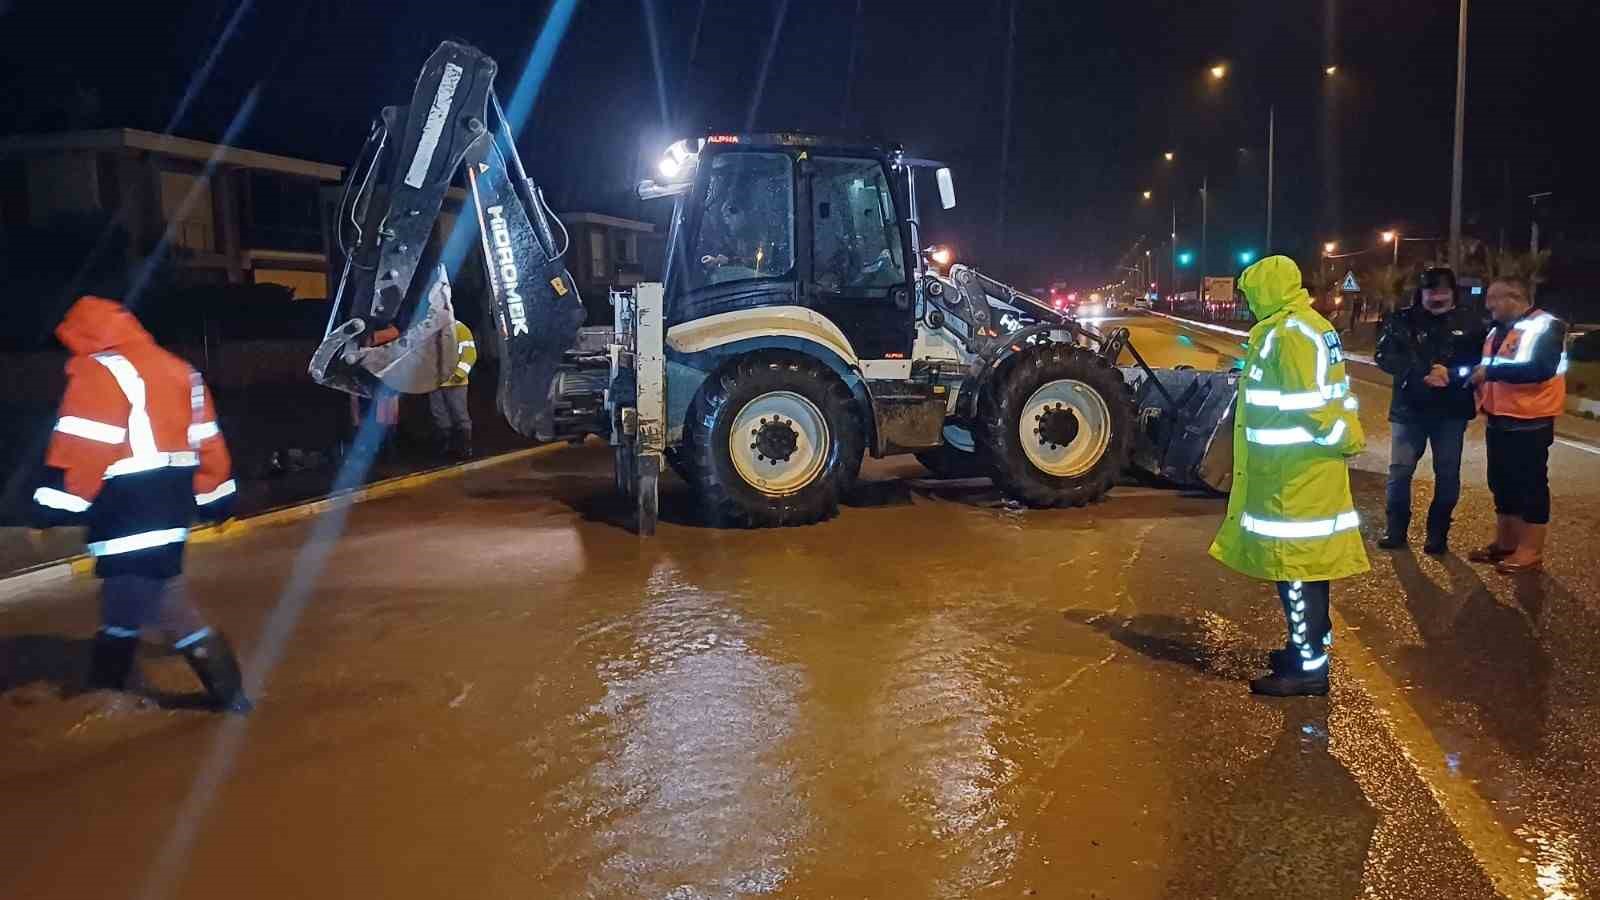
top-left (0, 315), bottom-right (1595, 899)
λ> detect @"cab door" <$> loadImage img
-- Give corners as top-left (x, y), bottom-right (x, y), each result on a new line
top-left (802, 155), bottom-right (915, 361)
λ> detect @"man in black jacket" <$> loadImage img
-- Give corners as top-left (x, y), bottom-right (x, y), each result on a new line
top-left (1374, 267), bottom-right (1487, 553)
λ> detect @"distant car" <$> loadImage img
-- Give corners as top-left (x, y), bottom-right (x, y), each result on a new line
top-left (1133, 297), bottom-right (1153, 310)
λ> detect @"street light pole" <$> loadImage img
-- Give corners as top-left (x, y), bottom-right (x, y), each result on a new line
top-left (1200, 176), bottom-right (1208, 285)
top-left (1449, 0), bottom-right (1469, 269)
top-left (1266, 104), bottom-right (1275, 249)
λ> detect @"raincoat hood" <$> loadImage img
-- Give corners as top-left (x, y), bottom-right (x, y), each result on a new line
top-left (55, 296), bottom-right (154, 355)
top-left (1239, 256), bottom-right (1310, 320)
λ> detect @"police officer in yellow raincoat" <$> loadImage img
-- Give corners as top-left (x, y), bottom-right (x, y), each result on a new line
top-left (1210, 256), bottom-right (1370, 696)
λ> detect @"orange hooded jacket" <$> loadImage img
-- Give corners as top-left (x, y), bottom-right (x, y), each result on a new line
top-left (34, 297), bottom-right (233, 577)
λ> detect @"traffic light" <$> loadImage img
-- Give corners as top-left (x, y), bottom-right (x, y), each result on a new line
top-left (1237, 249), bottom-right (1256, 265)
top-left (1177, 252), bottom-right (1194, 266)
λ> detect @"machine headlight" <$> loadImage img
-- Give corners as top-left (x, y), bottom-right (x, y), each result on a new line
top-left (656, 138), bottom-right (703, 183)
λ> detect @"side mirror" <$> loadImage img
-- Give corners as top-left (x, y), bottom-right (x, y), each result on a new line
top-left (935, 167), bottom-right (956, 210)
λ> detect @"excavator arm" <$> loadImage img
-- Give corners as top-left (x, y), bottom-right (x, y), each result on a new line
top-left (311, 41), bottom-right (584, 440)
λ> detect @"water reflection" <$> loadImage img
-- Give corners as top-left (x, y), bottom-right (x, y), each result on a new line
top-left (543, 563), bottom-right (807, 897)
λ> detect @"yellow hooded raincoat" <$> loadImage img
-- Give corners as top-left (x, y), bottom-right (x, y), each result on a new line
top-left (441, 321), bottom-right (477, 388)
top-left (1209, 256), bottom-right (1371, 583)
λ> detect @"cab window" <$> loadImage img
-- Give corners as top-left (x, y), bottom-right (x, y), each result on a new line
top-left (687, 152), bottom-right (794, 290)
top-left (811, 157), bottom-right (905, 293)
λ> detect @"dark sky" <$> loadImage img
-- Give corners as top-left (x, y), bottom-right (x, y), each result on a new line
top-left (2, 0), bottom-right (1594, 289)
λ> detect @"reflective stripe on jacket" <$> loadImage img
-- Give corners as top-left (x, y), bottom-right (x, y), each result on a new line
top-left (1478, 309), bottom-right (1568, 420)
top-left (440, 321), bottom-right (476, 388)
top-left (1209, 257), bottom-right (1371, 583)
top-left (33, 297), bottom-right (233, 578)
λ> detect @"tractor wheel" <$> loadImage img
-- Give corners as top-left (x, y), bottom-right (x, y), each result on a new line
top-left (914, 426), bottom-right (991, 479)
top-left (688, 353), bottom-right (864, 527)
top-left (978, 344), bottom-right (1133, 507)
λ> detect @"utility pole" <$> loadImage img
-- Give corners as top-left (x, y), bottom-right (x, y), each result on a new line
top-left (1171, 205), bottom-right (1177, 300)
top-left (1530, 191), bottom-right (1551, 303)
top-left (1266, 105), bottom-right (1276, 250)
top-left (1449, 0), bottom-right (1469, 269)
top-left (1200, 176), bottom-right (1209, 285)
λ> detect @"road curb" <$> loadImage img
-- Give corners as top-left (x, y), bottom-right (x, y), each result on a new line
top-left (0, 442), bottom-right (571, 599)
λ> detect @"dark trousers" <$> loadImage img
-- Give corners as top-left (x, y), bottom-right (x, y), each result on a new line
top-left (1385, 418), bottom-right (1469, 538)
top-left (1486, 423), bottom-right (1555, 524)
top-left (100, 574), bottom-right (209, 647)
top-left (1276, 580), bottom-right (1332, 672)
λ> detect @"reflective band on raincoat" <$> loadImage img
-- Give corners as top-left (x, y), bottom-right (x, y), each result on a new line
top-left (87, 527), bottom-right (189, 557)
top-left (103, 451), bottom-right (199, 478)
top-left (188, 421), bottom-right (220, 443)
top-left (196, 478), bottom-right (237, 505)
top-left (1245, 419), bottom-right (1346, 447)
top-left (55, 415), bottom-right (126, 444)
top-left (1239, 510), bottom-right (1360, 539)
top-left (33, 486), bottom-right (91, 512)
top-left (1244, 389), bottom-right (1327, 411)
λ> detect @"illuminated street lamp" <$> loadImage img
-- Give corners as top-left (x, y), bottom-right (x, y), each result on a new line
top-left (1324, 241), bottom-right (1338, 255)
top-left (1142, 190), bottom-right (1152, 200)
top-left (1382, 230), bottom-right (1400, 265)
top-left (1238, 249), bottom-right (1256, 266)
top-left (1210, 64), bottom-right (1227, 80)
top-left (1324, 65), bottom-right (1338, 76)
top-left (1164, 151), bottom-right (1175, 162)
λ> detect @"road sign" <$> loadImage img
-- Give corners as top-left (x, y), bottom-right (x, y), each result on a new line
top-left (1341, 271), bottom-right (1361, 292)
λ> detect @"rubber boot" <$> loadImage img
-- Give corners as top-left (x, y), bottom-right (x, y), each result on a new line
top-left (87, 630), bottom-right (140, 692)
top-left (1423, 507), bottom-right (1452, 555)
top-left (452, 429), bottom-right (472, 461)
top-left (1253, 582), bottom-right (1331, 697)
top-left (178, 630), bottom-right (252, 713)
top-left (1496, 523), bottom-right (1546, 574)
top-left (1468, 514), bottom-right (1517, 563)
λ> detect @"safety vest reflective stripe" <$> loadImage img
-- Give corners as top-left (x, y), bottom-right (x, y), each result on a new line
top-left (188, 421), bottom-right (221, 443)
top-left (458, 340), bottom-right (475, 349)
top-left (455, 362), bottom-right (472, 375)
top-left (1239, 510), bottom-right (1360, 539)
top-left (55, 415), bottom-right (127, 444)
top-left (87, 527), bottom-right (188, 557)
top-left (101, 625), bottom-right (140, 638)
top-left (196, 478), bottom-right (237, 505)
top-left (103, 451), bottom-right (199, 478)
top-left (92, 353), bottom-right (157, 457)
top-left (33, 486), bottom-right (91, 512)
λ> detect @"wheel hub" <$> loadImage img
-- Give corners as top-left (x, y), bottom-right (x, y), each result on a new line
top-left (1017, 378), bottom-right (1113, 478)
top-left (728, 390), bottom-right (831, 496)
top-left (752, 417), bottom-right (800, 464)
top-left (1034, 404), bottom-right (1081, 449)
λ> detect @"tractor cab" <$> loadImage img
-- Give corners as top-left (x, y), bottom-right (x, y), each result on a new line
top-left (639, 133), bottom-right (955, 361)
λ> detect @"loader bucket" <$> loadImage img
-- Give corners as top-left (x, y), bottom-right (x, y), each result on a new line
top-left (1120, 367), bottom-right (1238, 493)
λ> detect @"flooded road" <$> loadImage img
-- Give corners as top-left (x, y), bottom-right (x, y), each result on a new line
top-left (1, 315), bottom-right (1595, 898)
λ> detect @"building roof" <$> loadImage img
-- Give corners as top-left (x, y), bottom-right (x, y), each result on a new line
top-left (0, 128), bottom-right (344, 181)
top-left (560, 212), bottom-right (656, 233)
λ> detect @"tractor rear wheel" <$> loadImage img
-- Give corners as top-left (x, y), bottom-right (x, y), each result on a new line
top-left (978, 344), bottom-right (1132, 507)
top-left (688, 354), bottom-right (864, 527)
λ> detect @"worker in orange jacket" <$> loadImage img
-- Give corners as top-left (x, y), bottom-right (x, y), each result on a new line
top-left (32, 296), bottom-right (251, 712)
top-left (1468, 275), bottom-right (1568, 574)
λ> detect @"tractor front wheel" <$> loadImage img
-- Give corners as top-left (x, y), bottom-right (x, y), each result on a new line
top-left (978, 345), bottom-right (1132, 507)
